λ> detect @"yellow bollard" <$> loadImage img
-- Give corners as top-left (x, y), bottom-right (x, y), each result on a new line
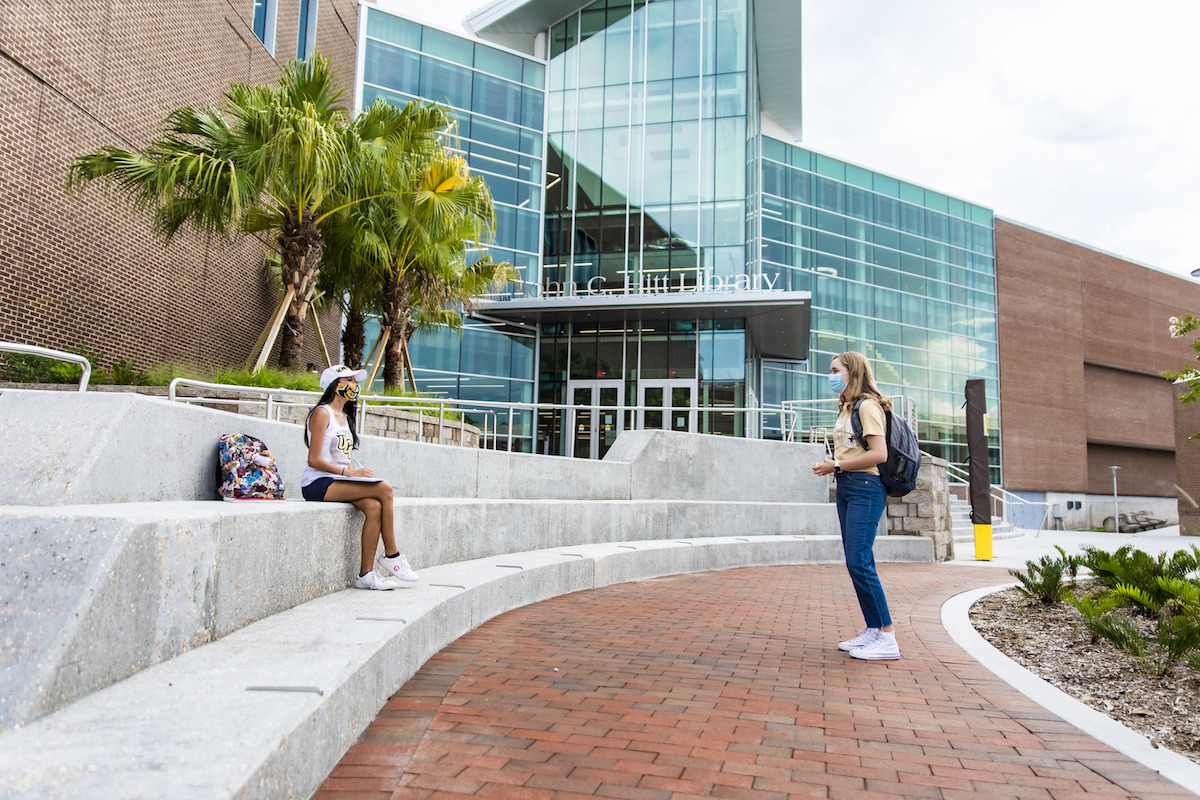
top-left (974, 524), bottom-right (993, 561)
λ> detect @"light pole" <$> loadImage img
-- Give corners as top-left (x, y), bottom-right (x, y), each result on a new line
top-left (1110, 465), bottom-right (1121, 533)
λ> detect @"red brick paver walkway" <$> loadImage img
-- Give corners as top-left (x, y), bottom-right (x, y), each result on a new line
top-left (313, 564), bottom-right (1197, 800)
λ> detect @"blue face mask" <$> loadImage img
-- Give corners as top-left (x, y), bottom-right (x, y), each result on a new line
top-left (828, 372), bottom-right (848, 395)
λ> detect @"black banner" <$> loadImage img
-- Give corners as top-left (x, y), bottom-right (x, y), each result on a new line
top-left (964, 379), bottom-right (990, 525)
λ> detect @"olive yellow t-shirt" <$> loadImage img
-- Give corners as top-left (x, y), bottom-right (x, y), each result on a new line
top-left (832, 398), bottom-right (886, 475)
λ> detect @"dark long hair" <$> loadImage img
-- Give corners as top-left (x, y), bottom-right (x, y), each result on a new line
top-left (303, 383), bottom-right (360, 449)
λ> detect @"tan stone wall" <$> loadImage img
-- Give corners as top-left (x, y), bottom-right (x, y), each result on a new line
top-left (995, 219), bottom-right (1200, 495)
top-left (886, 454), bottom-right (954, 562)
top-left (0, 0), bottom-right (358, 372)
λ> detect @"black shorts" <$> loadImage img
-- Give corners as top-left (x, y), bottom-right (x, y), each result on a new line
top-left (301, 477), bottom-right (336, 501)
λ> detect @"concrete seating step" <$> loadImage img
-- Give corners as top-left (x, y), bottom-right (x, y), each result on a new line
top-left (0, 534), bottom-right (933, 800)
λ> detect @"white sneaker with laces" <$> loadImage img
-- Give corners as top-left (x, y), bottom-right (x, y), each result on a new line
top-left (838, 627), bottom-right (879, 651)
top-left (354, 571), bottom-right (400, 591)
top-left (379, 553), bottom-right (419, 584)
top-left (849, 630), bottom-right (901, 660)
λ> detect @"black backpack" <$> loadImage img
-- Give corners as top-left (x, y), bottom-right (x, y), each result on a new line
top-left (850, 399), bottom-right (922, 497)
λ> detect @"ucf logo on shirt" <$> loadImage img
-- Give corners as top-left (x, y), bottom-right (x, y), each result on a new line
top-left (334, 433), bottom-right (353, 457)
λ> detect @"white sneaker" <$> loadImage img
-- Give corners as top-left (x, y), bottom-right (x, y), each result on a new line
top-left (379, 553), bottom-right (419, 584)
top-left (838, 627), bottom-right (879, 651)
top-left (849, 630), bottom-right (901, 660)
top-left (354, 571), bottom-right (400, 591)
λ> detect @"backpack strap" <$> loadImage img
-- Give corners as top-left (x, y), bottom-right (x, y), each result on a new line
top-left (849, 399), bottom-right (869, 451)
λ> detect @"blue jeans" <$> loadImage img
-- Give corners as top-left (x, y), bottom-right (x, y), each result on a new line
top-left (835, 471), bottom-right (892, 629)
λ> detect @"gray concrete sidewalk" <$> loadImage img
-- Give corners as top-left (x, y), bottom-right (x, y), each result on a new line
top-left (949, 524), bottom-right (1194, 570)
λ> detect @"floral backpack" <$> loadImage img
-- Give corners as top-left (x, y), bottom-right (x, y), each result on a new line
top-left (217, 433), bottom-right (286, 500)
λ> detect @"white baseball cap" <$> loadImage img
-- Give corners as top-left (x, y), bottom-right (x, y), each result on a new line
top-left (319, 364), bottom-right (368, 389)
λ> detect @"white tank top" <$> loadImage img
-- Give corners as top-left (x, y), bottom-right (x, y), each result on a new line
top-left (300, 405), bottom-right (354, 487)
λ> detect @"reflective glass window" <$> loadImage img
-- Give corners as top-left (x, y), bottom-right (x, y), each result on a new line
top-left (365, 40), bottom-right (420, 96)
top-left (420, 58), bottom-right (472, 109)
top-left (367, 8), bottom-right (421, 48)
top-left (422, 27), bottom-right (473, 66)
top-left (474, 46), bottom-right (523, 82)
top-left (473, 73), bottom-right (522, 122)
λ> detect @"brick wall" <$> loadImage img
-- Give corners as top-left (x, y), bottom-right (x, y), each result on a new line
top-left (995, 219), bottom-right (1200, 496)
top-left (0, 0), bottom-right (359, 371)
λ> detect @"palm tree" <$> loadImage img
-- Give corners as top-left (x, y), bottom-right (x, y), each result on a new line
top-left (356, 149), bottom-right (515, 391)
top-left (67, 57), bottom-right (455, 371)
top-left (67, 57), bottom-right (347, 369)
top-left (317, 204), bottom-right (385, 370)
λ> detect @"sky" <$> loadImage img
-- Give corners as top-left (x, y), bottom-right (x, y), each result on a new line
top-left (378, 0), bottom-right (1200, 278)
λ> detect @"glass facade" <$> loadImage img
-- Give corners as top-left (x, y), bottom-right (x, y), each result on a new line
top-left (360, 9), bottom-right (544, 450)
top-left (354, 1), bottom-right (1003, 477)
top-left (362, 9), bottom-right (546, 291)
top-left (758, 140), bottom-right (1000, 478)
top-left (544, 0), bottom-right (749, 297)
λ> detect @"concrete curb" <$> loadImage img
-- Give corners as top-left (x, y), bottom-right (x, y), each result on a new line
top-left (941, 584), bottom-right (1200, 796)
top-left (0, 534), bottom-right (930, 800)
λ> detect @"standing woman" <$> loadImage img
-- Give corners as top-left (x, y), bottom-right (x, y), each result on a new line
top-left (301, 365), bottom-right (419, 590)
top-left (812, 351), bottom-right (900, 660)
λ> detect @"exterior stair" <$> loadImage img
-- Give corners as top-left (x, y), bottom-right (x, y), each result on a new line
top-left (950, 495), bottom-right (1019, 542)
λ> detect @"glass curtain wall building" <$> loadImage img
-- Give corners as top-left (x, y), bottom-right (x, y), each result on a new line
top-left (359, 9), bottom-right (545, 450)
top-left (354, 0), bottom-right (1002, 477)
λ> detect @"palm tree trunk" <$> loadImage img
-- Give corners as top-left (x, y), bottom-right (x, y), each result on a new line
top-left (276, 211), bottom-right (323, 369)
top-left (342, 307), bottom-right (366, 370)
top-left (379, 269), bottom-right (412, 391)
top-left (383, 334), bottom-right (404, 389)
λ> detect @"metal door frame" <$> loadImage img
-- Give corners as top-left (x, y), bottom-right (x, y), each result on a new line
top-left (567, 379), bottom-right (625, 458)
top-left (637, 378), bottom-right (697, 433)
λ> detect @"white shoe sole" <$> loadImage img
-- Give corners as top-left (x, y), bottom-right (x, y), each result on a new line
top-left (849, 648), bottom-right (901, 661)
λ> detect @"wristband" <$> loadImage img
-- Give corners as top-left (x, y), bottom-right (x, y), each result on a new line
top-left (833, 461), bottom-right (842, 473)
top-left (341, 467), bottom-right (346, 476)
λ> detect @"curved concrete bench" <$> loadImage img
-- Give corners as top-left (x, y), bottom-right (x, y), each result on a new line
top-left (0, 497), bottom-right (840, 731)
top-left (0, 533), bottom-right (932, 800)
top-left (2, 389), bottom-right (864, 732)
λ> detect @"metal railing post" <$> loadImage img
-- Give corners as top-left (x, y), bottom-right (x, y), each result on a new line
top-left (0, 342), bottom-right (92, 391)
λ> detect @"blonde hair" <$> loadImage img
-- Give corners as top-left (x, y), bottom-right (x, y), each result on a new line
top-left (833, 351), bottom-right (892, 413)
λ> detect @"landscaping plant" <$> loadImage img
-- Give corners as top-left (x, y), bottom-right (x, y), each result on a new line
top-left (1009, 545), bottom-right (1080, 605)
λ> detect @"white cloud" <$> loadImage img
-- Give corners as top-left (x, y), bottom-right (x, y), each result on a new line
top-left (373, 0), bottom-right (1200, 275)
top-left (802, 0), bottom-right (1200, 276)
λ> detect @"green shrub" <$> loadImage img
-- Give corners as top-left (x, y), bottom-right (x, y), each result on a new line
top-left (1069, 547), bottom-right (1200, 675)
top-left (0, 347), bottom-right (104, 383)
top-left (1079, 545), bottom-right (1200, 613)
top-left (1009, 546), bottom-right (1080, 605)
top-left (205, 366), bottom-right (323, 392)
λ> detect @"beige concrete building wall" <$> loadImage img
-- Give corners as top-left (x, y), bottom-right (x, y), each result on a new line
top-left (0, 0), bottom-right (358, 371)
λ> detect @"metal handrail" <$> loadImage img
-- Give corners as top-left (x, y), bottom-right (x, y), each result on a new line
top-left (0, 342), bottom-right (92, 391)
top-left (167, 378), bottom-right (803, 455)
top-left (946, 462), bottom-right (1049, 533)
top-left (167, 378), bottom-right (493, 449)
top-left (781, 395), bottom-right (918, 443)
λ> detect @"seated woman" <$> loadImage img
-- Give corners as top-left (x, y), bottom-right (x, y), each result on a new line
top-left (300, 365), bottom-right (418, 590)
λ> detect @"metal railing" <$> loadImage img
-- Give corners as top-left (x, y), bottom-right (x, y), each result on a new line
top-left (780, 395), bottom-right (919, 453)
top-left (0, 342), bottom-right (92, 391)
top-left (167, 377), bottom-right (800, 456)
top-left (167, 378), bottom-right (495, 448)
top-left (946, 462), bottom-right (1049, 533)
